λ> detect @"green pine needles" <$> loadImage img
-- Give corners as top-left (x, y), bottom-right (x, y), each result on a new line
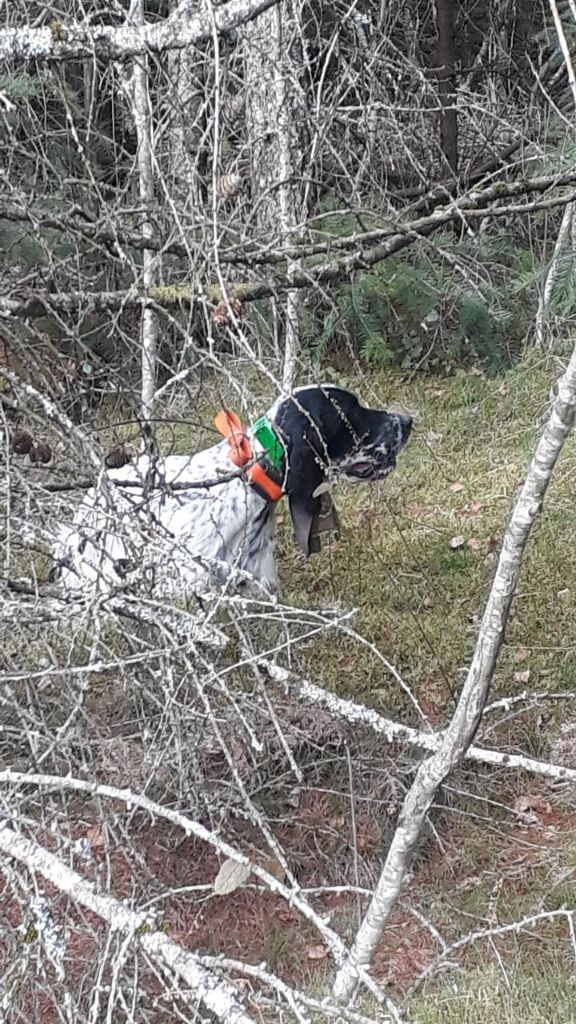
top-left (301, 221), bottom-right (535, 374)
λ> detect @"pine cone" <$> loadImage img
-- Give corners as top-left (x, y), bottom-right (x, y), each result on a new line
top-left (224, 93), bottom-right (245, 125)
top-left (213, 297), bottom-right (242, 327)
top-left (105, 442), bottom-right (131, 469)
top-left (29, 442), bottom-right (52, 465)
top-left (11, 429), bottom-right (34, 455)
top-left (218, 173), bottom-right (243, 200)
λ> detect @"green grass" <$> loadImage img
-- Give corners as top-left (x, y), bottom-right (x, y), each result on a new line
top-left (413, 963), bottom-right (576, 1024)
top-left (277, 355), bottom-right (576, 720)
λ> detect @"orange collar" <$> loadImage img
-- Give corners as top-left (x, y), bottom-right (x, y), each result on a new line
top-left (214, 409), bottom-right (284, 503)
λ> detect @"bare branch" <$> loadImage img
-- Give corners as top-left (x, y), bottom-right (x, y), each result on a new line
top-left (0, 769), bottom-right (398, 1019)
top-left (0, 824), bottom-right (257, 1024)
top-left (0, 0), bottom-right (280, 63)
top-left (3, 169), bottom-right (576, 322)
top-left (259, 660), bottom-right (576, 785)
top-left (130, 1), bottom-right (160, 430)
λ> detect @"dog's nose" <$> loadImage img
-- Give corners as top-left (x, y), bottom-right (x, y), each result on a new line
top-left (399, 414), bottom-right (412, 441)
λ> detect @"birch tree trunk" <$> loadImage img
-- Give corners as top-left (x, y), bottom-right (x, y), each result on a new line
top-left (132, 1), bottom-right (160, 437)
top-left (534, 201), bottom-right (574, 348)
top-left (534, 0), bottom-right (576, 349)
top-left (166, 24), bottom-right (206, 213)
top-left (243, 0), bottom-right (306, 388)
top-left (332, 339), bottom-right (576, 1000)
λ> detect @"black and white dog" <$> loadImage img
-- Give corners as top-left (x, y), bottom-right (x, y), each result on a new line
top-left (55, 385), bottom-right (411, 597)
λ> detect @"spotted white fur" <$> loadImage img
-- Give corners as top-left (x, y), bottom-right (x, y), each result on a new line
top-left (55, 387), bottom-right (411, 599)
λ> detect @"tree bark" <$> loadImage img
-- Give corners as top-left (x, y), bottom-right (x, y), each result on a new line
top-left (0, 0), bottom-right (281, 63)
top-left (332, 337), bottom-right (576, 1000)
top-left (131, 2), bottom-right (160, 434)
top-left (436, 0), bottom-right (458, 177)
top-left (243, 0), bottom-right (306, 387)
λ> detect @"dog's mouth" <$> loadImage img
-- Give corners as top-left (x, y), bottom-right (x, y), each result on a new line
top-left (340, 457), bottom-right (395, 483)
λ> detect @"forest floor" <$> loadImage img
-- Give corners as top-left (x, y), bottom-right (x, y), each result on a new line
top-left (7, 352), bottom-right (576, 1022)
top-left (142, 351), bottom-right (576, 1021)
top-left (275, 352), bottom-right (576, 1022)
top-left (145, 351), bottom-right (576, 1021)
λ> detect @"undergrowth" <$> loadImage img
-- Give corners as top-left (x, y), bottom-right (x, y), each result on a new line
top-left (300, 217), bottom-right (540, 374)
top-left (8, 351), bottom-right (576, 1020)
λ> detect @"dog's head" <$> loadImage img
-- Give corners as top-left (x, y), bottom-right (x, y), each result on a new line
top-left (270, 385), bottom-right (412, 556)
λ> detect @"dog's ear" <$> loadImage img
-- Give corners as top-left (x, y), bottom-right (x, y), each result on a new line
top-left (285, 441), bottom-right (326, 556)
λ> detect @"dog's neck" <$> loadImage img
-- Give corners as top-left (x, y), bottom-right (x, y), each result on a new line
top-left (217, 412), bottom-right (286, 504)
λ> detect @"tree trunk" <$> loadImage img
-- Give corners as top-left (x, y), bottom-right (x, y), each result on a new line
top-left (535, 0), bottom-right (576, 349)
top-left (243, 0), bottom-right (306, 387)
top-left (166, 32), bottom-right (206, 212)
top-left (131, 0), bottom-right (160, 439)
top-left (436, 0), bottom-right (458, 177)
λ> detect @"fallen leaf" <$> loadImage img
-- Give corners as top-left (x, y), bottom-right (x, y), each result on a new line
top-left (469, 501), bottom-right (483, 515)
top-left (449, 482), bottom-right (464, 493)
top-left (514, 669), bottom-right (531, 684)
top-left (85, 824), bottom-right (105, 852)
top-left (467, 537), bottom-right (481, 551)
top-left (449, 535), bottom-right (466, 550)
top-left (422, 595), bottom-right (433, 609)
top-left (486, 537), bottom-right (499, 554)
top-left (430, 388), bottom-right (445, 398)
top-left (513, 648), bottom-right (529, 664)
top-left (213, 859), bottom-right (251, 896)
top-left (307, 944), bottom-right (329, 960)
top-left (557, 588), bottom-right (571, 602)
top-left (261, 856), bottom-right (286, 883)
